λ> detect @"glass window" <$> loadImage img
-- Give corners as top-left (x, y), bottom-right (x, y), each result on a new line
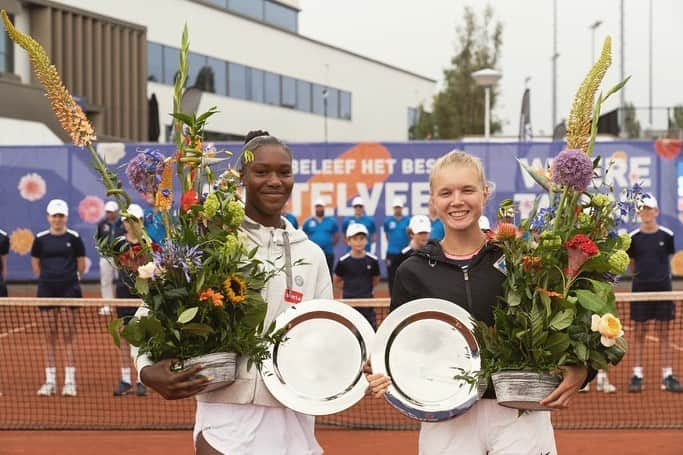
top-left (206, 57), bottom-right (227, 95)
top-left (340, 91), bottom-right (352, 120)
top-left (281, 76), bottom-right (296, 108)
top-left (147, 42), bottom-right (163, 82)
top-left (264, 1), bottom-right (298, 32)
top-left (312, 84), bottom-right (326, 116)
top-left (250, 68), bottom-right (264, 102)
top-left (163, 47), bottom-right (180, 84)
top-left (326, 87), bottom-right (339, 118)
top-left (228, 0), bottom-right (264, 20)
top-left (187, 52), bottom-right (208, 89)
top-left (264, 71), bottom-right (280, 106)
top-left (1, 18), bottom-right (13, 73)
top-left (296, 80), bottom-right (311, 112)
top-left (228, 62), bottom-right (248, 99)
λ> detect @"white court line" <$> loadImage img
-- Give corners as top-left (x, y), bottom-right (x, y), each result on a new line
top-left (0, 323), bottom-right (37, 339)
top-left (644, 335), bottom-right (683, 352)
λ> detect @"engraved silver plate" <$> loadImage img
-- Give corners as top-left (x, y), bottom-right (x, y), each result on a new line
top-left (261, 299), bottom-right (375, 415)
top-left (371, 298), bottom-right (482, 422)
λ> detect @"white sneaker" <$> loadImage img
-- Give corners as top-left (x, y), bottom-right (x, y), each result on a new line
top-left (37, 382), bottom-right (56, 396)
top-left (99, 306), bottom-right (112, 316)
top-left (61, 383), bottom-right (77, 397)
top-left (596, 373), bottom-right (616, 393)
top-left (579, 383), bottom-right (590, 392)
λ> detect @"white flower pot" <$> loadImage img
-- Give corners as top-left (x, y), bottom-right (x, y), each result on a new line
top-left (181, 352), bottom-right (237, 394)
top-left (491, 371), bottom-right (561, 411)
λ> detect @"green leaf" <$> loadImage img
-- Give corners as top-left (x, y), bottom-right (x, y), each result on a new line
top-left (574, 342), bottom-right (588, 362)
top-left (546, 332), bottom-right (571, 357)
top-left (177, 307), bottom-right (199, 324)
top-left (135, 276), bottom-right (149, 296)
top-left (165, 287), bottom-right (189, 299)
top-left (108, 318), bottom-right (123, 348)
top-left (575, 289), bottom-right (606, 313)
top-left (517, 159), bottom-right (550, 191)
top-left (549, 309), bottom-right (574, 331)
top-left (121, 319), bottom-right (145, 346)
top-left (507, 289), bottom-right (521, 307)
top-left (181, 322), bottom-right (214, 337)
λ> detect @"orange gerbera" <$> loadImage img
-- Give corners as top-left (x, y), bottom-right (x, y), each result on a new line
top-left (493, 222), bottom-right (518, 241)
top-left (521, 255), bottom-right (542, 271)
top-left (199, 289), bottom-right (225, 307)
top-left (223, 275), bottom-right (247, 304)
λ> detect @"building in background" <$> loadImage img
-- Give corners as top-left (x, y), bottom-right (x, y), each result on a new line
top-left (0, 0), bottom-right (435, 143)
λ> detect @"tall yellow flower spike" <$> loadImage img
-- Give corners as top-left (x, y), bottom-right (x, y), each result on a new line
top-left (565, 37), bottom-right (612, 153)
top-left (155, 161), bottom-right (174, 212)
top-left (1, 11), bottom-right (95, 147)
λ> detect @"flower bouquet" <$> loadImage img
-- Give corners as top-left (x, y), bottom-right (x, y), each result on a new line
top-left (2, 15), bottom-right (284, 390)
top-left (473, 37), bottom-right (637, 410)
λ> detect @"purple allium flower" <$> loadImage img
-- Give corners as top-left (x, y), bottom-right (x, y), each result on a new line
top-left (153, 241), bottom-right (203, 283)
top-left (126, 149), bottom-right (166, 194)
top-left (551, 149), bottom-right (593, 192)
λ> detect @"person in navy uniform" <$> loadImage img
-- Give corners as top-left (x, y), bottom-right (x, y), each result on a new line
top-left (627, 194), bottom-right (682, 393)
top-left (111, 204), bottom-right (148, 397)
top-left (95, 200), bottom-right (123, 315)
top-left (0, 228), bottom-right (9, 297)
top-left (383, 198), bottom-right (410, 293)
top-left (302, 198), bottom-right (339, 275)
top-left (341, 196), bottom-right (376, 253)
top-left (31, 199), bottom-right (86, 397)
top-left (334, 223), bottom-right (380, 329)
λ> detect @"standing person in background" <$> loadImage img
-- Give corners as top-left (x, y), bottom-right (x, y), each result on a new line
top-left (428, 201), bottom-right (444, 241)
top-left (388, 214), bottom-right (431, 312)
top-left (383, 198), bottom-right (410, 293)
top-left (627, 194), bottom-right (682, 393)
top-left (142, 191), bottom-right (167, 244)
top-left (302, 199), bottom-right (339, 276)
top-left (112, 204), bottom-right (148, 397)
top-left (32, 199), bottom-right (86, 397)
top-left (334, 223), bottom-right (380, 329)
top-left (0, 228), bottom-right (9, 297)
top-left (96, 201), bottom-right (123, 315)
top-left (341, 196), bottom-right (376, 253)
top-left (282, 207), bottom-right (299, 229)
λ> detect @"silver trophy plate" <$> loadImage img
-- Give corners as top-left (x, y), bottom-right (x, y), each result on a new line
top-left (371, 298), bottom-right (482, 422)
top-left (261, 299), bottom-right (375, 415)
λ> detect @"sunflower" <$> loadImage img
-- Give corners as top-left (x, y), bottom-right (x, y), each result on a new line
top-left (223, 275), bottom-right (247, 304)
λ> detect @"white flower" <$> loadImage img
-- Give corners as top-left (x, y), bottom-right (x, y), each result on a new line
top-left (137, 261), bottom-right (160, 280)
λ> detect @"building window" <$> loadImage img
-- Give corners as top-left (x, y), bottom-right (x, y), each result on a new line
top-left (312, 84), bottom-right (327, 116)
top-left (0, 15), bottom-right (12, 73)
top-left (296, 80), bottom-right (311, 112)
top-left (326, 87), bottom-right (339, 118)
top-left (147, 42), bottom-right (163, 82)
top-left (281, 76), bottom-right (296, 108)
top-left (264, 71), bottom-right (280, 105)
top-left (206, 57), bottom-right (227, 95)
top-left (163, 46), bottom-right (180, 84)
top-left (228, 0), bottom-right (264, 20)
top-left (228, 62), bottom-right (248, 99)
top-left (187, 52), bottom-right (208, 88)
top-left (340, 91), bottom-right (352, 120)
top-left (250, 68), bottom-right (264, 102)
top-left (407, 107), bottom-right (419, 139)
top-left (264, 0), bottom-right (298, 32)
top-left (204, 0), bottom-right (228, 7)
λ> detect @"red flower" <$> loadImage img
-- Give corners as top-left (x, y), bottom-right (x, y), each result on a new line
top-left (564, 234), bottom-right (599, 256)
top-left (564, 234), bottom-right (599, 278)
top-left (118, 244), bottom-right (148, 270)
top-left (181, 190), bottom-right (199, 212)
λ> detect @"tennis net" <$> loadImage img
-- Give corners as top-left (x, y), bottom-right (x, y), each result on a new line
top-left (0, 294), bottom-right (681, 430)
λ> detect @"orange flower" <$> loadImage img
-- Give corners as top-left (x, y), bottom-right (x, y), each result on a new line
top-left (154, 161), bottom-right (174, 212)
top-left (493, 222), bottom-right (518, 241)
top-left (199, 289), bottom-right (225, 307)
top-left (521, 255), bottom-right (542, 271)
top-left (2, 12), bottom-right (95, 147)
top-left (224, 275), bottom-right (247, 304)
top-left (537, 288), bottom-right (563, 299)
top-left (9, 228), bottom-right (34, 255)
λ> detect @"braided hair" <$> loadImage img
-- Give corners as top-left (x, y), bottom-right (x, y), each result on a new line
top-left (239, 130), bottom-right (292, 172)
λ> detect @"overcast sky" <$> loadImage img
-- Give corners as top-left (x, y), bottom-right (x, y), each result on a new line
top-left (299, 0), bottom-right (683, 137)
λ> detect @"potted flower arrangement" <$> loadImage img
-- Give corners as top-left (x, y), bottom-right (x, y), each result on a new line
top-left (2, 16), bottom-right (284, 392)
top-left (473, 37), bottom-right (637, 410)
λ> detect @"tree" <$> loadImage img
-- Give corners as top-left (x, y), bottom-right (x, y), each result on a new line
top-left (414, 5), bottom-right (503, 139)
top-left (671, 105), bottom-right (683, 129)
top-left (623, 102), bottom-right (641, 139)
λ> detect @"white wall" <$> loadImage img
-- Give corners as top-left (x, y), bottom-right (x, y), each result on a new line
top-left (45, 0), bottom-right (435, 141)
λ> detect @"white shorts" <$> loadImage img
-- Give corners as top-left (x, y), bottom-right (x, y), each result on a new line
top-left (194, 402), bottom-right (323, 455)
top-left (419, 399), bottom-right (557, 455)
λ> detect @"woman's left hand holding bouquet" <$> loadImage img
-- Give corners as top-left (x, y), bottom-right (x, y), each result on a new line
top-left (140, 360), bottom-right (210, 400)
top-left (539, 364), bottom-right (588, 409)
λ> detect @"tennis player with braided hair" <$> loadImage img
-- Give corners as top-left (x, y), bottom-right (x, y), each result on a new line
top-left (367, 150), bottom-right (593, 454)
top-left (133, 130), bottom-right (333, 454)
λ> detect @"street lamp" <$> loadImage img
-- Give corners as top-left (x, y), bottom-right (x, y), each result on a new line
top-left (472, 68), bottom-right (502, 139)
top-left (589, 20), bottom-right (603, 63)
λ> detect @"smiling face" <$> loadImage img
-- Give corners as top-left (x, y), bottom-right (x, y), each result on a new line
top-left (241, 144), bottom-right (294, 227)
top-left (430, 163), bottom-right (488, 234)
